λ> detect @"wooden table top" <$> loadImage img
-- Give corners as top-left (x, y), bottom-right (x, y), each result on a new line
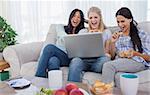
top-left (0, 60), bottom-right (10, 71)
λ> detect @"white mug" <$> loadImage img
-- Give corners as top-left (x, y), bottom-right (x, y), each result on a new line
top-left (48, 70), bottom-right (63, 90)
top-left (120, 73), bottom-right (139, 95)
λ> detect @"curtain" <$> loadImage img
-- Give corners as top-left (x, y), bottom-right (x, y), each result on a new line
top-left (0, 0), bottom-right (148, 43)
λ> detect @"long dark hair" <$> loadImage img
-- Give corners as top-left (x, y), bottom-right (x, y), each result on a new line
top-left (64, 9), bottom-right (85, 34)
top-left (116, 7), bottom-right (143, 53)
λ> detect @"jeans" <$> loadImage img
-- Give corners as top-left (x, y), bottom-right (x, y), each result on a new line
top-left (68, 56), bottom-right (110, 82)
top-left (35, 44), bottom-right (70, 78)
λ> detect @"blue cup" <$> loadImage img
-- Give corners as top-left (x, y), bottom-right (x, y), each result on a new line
top-left (122, 73), bottom-right (138, 79)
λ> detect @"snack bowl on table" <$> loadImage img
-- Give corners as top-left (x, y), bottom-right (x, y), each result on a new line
top-left (90, 80), bottom-right (113, 95)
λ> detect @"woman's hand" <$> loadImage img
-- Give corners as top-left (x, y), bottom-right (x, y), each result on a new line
top-left (111, 32), bottom-right (122, 43)
top-left (105, 53), bottom-right (111, 58)
top-left (119, 50), bottom-right (133, 58)
top-left (119, 50), bottom-right (150, 62)
top-left (89, 29), bottom-right (100, 32)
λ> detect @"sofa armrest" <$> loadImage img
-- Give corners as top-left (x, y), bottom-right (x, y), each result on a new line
top-left (3, 42), bottom-right (43, 77)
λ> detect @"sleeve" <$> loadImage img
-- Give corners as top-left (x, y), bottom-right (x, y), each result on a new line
top-left (78, 28), bottom-right (88, 34)
top-left (107, 29), bottom-right (112, 40)
top-left (139, 30), bottom-right (150, 55)
top-left (143, 35), bottom-right (150, 55)
top-left (104, 29), bottom-right (112, 40)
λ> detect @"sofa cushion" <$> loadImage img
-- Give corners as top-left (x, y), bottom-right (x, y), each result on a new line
top-left (38, 24), bottom-right (65, 61)
top-left (20, 61), bottom-right (38, 77)
top-left (20, 62), bottom-right (150, 88)
top-left (83, 72), bottom-right (102, 84)
top-left (108, 26), bottom-right (120, 33)
top-left (38, 25), bottom-right (57, 61)
top-left (60, 67), bottom-right (102, 84)
top-left (138, 22), bottom-right (150, 34)
top-left (43, 24), bottom-right (57, 48)
top-left (59, 67), bottom-right (150, 87)
top-left (108, 22), bottom-right (150, 34)
top-left (136, 69), bottom-right (150, 83)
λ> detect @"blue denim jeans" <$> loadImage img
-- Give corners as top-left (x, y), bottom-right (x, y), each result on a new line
top-left (68, 56), bottom-right (110, 82)
top-left (35, 44), bottom-right (70, 78)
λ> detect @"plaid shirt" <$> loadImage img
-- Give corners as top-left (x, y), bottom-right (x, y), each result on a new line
top-left (115, 30), bottom-right (150, 67)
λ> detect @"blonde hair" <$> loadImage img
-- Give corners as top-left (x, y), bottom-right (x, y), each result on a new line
top-left (87, 6), bottom-right (106, 32)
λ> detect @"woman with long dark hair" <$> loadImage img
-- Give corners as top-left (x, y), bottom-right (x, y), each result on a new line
top-left (101, 7), bottom-right (150, 86)
top-left (35, 9), bottom-right (85, 78)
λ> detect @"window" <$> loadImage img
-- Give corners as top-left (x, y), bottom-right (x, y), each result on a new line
top-left (0, 1), bottom-right (149, 43)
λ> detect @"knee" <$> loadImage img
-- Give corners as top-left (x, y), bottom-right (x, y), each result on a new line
top-left (49, 56), bottom-right (60, 65)
top-left (104, 56), bottom-right (111, 61)
top-left (98, 56), bottom-right (111, 62)
top-left (69, 57), bottom-right (83, 69)
top-left (71, 57), bottom-right (82, 64)
top-left (43, 44), bottom-right (56, 53)
top-left (103, 61), bottom-right (112, 69)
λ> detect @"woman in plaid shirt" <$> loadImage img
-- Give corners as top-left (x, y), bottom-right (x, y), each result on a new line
top-left (101, 7), bottom-right (150, 85)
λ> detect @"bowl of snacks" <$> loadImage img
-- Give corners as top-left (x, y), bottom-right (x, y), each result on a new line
top-left (90, 80), bottom-right (113, 95)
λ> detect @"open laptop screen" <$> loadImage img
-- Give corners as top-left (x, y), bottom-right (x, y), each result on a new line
top-left (64, 32), bottom-right (105, 58)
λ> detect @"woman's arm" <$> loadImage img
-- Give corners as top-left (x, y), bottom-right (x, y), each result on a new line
top-left (105, 39), bottom-right (116, 60)
top-left (109, 40), bottom-right (117, 60)
top-left (120, 49), bottom-right (150, 62)
top-left (78, 28), bottom-right (88, 34)
top-left (105, 31), bottom-right (121, 60)
top-left (133, 51), bottom-right (150, 61)
top-left (104, 39), bottom-right (111, 58)
top-left (136, 30), bottom-right (150, 61)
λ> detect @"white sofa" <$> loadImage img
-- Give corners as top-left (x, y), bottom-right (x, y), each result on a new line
top-left (3, 22), bottom-right (150, 88)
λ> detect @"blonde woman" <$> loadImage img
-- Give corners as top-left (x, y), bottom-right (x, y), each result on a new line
top-left (68, 6), bottom-right (112, 82)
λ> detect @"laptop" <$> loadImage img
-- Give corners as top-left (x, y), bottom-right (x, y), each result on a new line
top-left (64, 32), bottom-right (105, 58)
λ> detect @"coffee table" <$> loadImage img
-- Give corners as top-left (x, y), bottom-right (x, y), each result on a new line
top-left (0, 76), bottom-right (149, 95)
top-left (0, 76), bottom-right (90, 95)
top-left (25, 76), bottom-right (91, 94)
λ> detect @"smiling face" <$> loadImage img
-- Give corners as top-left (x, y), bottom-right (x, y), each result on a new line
top-left (71, 11), bottom-right (81, 28)
top-left (88, 12), bottom-right (100, 30)
top-left (116, 15), bottom-right (131, 33)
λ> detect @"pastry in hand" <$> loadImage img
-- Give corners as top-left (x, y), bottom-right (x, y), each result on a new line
top-left (119, 50), bottom-right (133, 58)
